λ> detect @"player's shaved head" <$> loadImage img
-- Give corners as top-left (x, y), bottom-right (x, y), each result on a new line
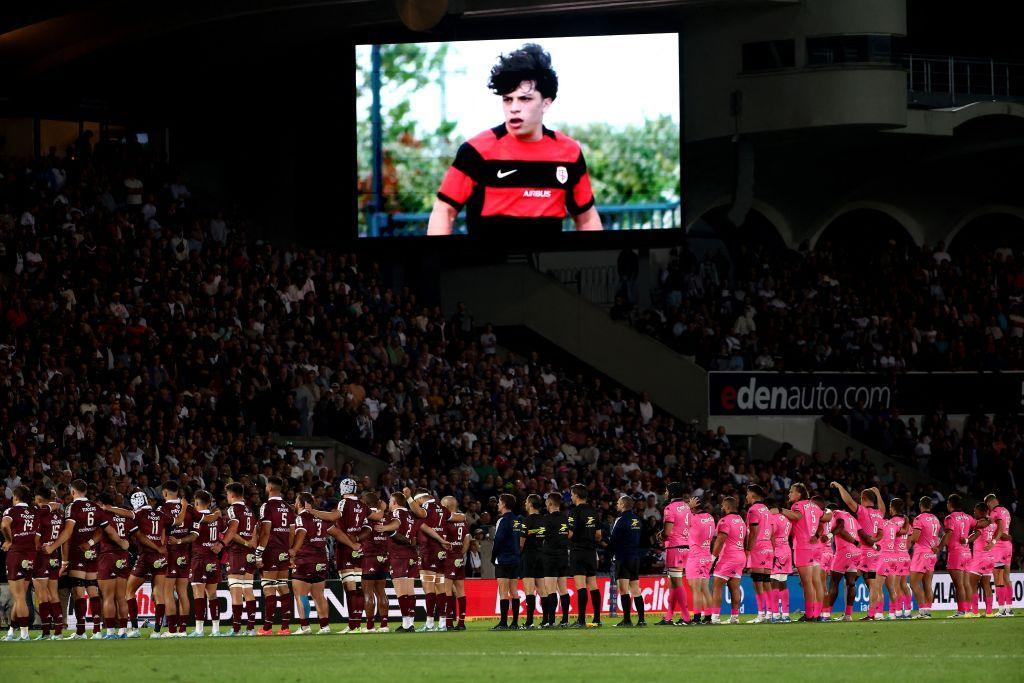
top-left (525, 494), bottom-right (543, 513)
top-left (721, 496), bottom-right (737, 512)
top-left (441, 495), bottom-right (458, 511)
top-left (918, 496), bottom-right (933, 511)
top-left (71, 479), bottom-right (88, 496)
top-left (194, 490), bottom-right (212, 508)
top-left (266, 476), bottom-right (283, 493)
top-left (545, 492), bottom-right (563, 511)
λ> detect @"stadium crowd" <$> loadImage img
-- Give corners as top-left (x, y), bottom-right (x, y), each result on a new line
top-left (638, 238), bottom-right (1024, 372)
top-left (0, 144), bottom-right (927, 552)
top-left (0, 141), bottom-right (1020, 640)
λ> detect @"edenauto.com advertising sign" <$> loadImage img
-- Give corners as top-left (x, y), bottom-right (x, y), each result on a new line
top-left (708, 372), bottom-right (1024, 416)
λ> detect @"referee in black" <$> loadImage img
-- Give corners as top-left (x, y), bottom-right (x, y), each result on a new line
top-left (568, 484), bottom-right (602, 627)
top-left (428, 43), bottom-right (603, 239)
top-left (541, 492), bottom-right (571, 628)
top-left (491, 494), bottom-right (522, 630)
top-left (609, 496), bottom-right (646, 627)
top-left (520, 494), bottom-right (546, 629)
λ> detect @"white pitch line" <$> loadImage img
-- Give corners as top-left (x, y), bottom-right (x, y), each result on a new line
top-left (4, 651), bottom-right (1021, 661)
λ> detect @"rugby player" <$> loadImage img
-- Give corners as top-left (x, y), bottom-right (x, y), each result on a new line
top-left (908, 496), bottom-right (941, 618)
top-left (221, 483), bottom-right (258, 636)
top-left (43, 479), bottom-right (102, 638)
top-left (32, 487), bottom-right (65, 639)
top-left (709, 496), bottom-right (746, 624)
top-left (744, 485), bottom-right (773, 624)
top-left (1, 485), bottom-right (39, 641)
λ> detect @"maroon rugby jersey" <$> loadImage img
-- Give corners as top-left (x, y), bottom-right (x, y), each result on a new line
top-left (135, 506), bottom-right (173, 547)
top-left (38, 503), bottom-right (64, 546)
top-left (259, 497), bottom-right (293, 554)
top-left (387, 507), bottom-right (417, 559)
top-left (444, 516), bottom-right (468, 555)
top-left (225, 501), bottom-right (256, 548)
top-left (160, 500), bottom-right (201, 543)
top-left (65, 498), bottom-right (101, 548)
top-left (295, 510), bottom-right (329, 562)
top-left (335, 496), bottom-right (368, 566)
top-left (361, 512), bottom-right (390, 558)
top-left (97, 511), bottom-right (136, 553)
top-left (191, 510), bottom-right (222, 562)
top-left (3, 503), bottom-right (40, 552)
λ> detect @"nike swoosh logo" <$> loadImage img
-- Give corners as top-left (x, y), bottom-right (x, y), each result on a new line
top-left (496, 169), bottom-right (517, 178)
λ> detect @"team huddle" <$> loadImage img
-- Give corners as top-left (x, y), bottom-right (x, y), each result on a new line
top-left (0, 476), bottom-right (470, 640)
top-left (0, 477), bottom-right (1016, 641)
top-left (654, 482), bottom-right (1015, 625)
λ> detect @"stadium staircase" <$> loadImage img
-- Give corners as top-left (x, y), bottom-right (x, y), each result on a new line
top-left (441, 263), bottom-right (709, 423)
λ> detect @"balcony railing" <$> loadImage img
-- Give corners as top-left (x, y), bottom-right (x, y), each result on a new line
top-left (903, 54), bottom-right (1024, 107)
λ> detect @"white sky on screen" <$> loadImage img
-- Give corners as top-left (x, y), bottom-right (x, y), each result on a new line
top-left (356, 33), bottom-right (679, 140)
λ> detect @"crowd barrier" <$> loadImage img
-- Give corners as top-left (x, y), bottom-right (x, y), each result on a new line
top-left (62, 572), bottom-right (1024, 625)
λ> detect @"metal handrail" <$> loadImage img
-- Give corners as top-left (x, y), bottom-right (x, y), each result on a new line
top-left (902, 53), bottom-right (1022, 104)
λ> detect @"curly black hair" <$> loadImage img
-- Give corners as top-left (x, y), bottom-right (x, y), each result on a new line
top-left (488, 43), bottom-right (558, 100)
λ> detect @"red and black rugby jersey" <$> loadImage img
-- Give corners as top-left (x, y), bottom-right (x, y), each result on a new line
top-left (437, 123), bottom-right (595, 236)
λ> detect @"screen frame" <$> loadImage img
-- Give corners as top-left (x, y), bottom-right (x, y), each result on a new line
top-left (348, 14), bottom-right (687, 252)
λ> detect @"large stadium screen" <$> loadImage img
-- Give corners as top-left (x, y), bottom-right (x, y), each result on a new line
top-left (355, 33), bottom-right (681, 239)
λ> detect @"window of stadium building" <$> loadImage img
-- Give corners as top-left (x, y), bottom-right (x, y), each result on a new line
top-left (742, 39), bottom-right (796, 72)
top-left (806, 34), bottom-right (894, 66)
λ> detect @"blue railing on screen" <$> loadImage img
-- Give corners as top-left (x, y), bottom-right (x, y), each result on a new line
top-left (366, 201), bottom-right (682, 237)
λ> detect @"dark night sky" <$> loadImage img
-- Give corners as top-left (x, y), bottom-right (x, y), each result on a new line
top-left (906, 0), bottom-right (1022, 60)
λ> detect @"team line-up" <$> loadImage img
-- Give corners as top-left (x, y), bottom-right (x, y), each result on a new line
top-left (0, 478), bottom-right (1015, 640)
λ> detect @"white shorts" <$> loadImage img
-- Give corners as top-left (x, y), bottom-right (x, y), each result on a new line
top-left (667, 569), bottom-right (685, 579)
top-left (338, 568), bottom-right (362, 584)
top-left (770, 573), bottom-right (789, 582)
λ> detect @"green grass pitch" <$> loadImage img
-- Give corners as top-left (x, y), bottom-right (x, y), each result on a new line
top-left (3, 614), bottom-right (1022, 682)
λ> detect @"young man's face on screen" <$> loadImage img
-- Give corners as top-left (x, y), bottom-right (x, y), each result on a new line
top-left (501, 80), bottom-right (551, 139)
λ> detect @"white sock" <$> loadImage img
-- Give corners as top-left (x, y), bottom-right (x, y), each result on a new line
top-left (823, 611), bottom-right (831, 618)
top-left (425, 617), bottom-right (434, 628)
top-left (21, 626), bottom-right (30, 638)
top-left (212, 620), bottom-right (220, 631)
top-left (403, 616), bottom-right (414, 629)
top-left (195, 621), bottom-right (203, 632)
top-left (107, 628), bottom-right (115, 636)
